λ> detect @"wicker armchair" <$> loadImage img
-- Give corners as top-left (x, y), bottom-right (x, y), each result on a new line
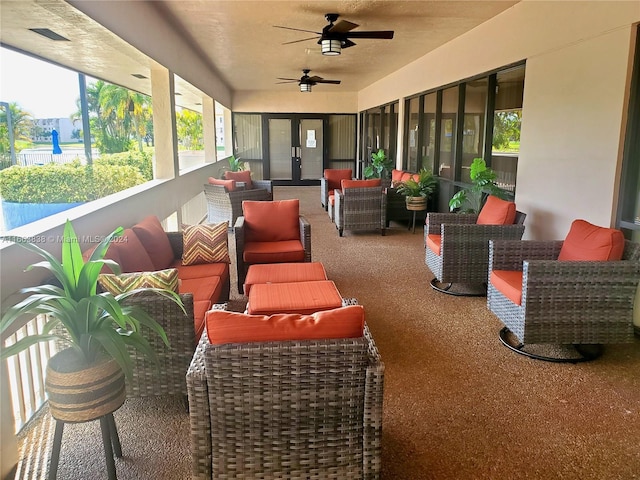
top-left (204, 180), bottom-right (273, 228)
top-left (334, 184), bottom-right (387, 237)
top-left (487, 236), bottom-right (640, 362)
top-left (424, 208), bottom-right (526, 296)
top-left (320, 168), bottom-right (352, 212)
top-left (234, 199), bottom-right (311, 294)
top-left (186, 306), bottom-right (384, 480)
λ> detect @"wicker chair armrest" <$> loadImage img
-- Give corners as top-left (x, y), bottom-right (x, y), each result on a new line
top-left (252, 180), bottom-right (273, 196)
top-left (299, 215), bottom-right (312, 262)
top-left (362, 323), bottom-right (384, 479)
top-left (228, 187), bottom-right (271, 202)
top-left (489, 240), bottom-right (563, 272)
top-left (166, 231), bottom-right (184, 259)
top-left (425, 212), bottom-right (478, 235)
top-left (522, 259), bottom-right (640, 313)
top-left (440, 223), bottom-right (525, 253)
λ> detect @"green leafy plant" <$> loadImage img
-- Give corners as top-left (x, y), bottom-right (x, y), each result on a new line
top-left (226, 155), bottom-right (246, 172)
top-left (0, 220), bottom-right (184, 379)
top-left (395, 168), bottom-right (438, 198)
top-left (364, 149), bottom-right (394, 179)
top-left (448, 158), bottom-right (509, 213)
top-left (0, 161), bottom-right (145, 203)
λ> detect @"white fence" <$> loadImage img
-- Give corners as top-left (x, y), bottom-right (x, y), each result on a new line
top-left (17, 148), bottom-right (99, 166)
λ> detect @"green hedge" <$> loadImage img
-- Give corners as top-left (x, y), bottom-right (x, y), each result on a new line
top-left (95, 149), bottom-right (153, 181)
top-left (0, 161), bottom-right (145, 203)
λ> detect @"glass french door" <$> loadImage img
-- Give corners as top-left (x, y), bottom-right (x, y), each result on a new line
top-left (267, 115), bottom-right (324, 184)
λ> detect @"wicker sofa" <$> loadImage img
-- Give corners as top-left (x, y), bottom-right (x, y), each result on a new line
top-left (187, 303), bottom-right (384, 479)
top-left (79, 215), bottom-right (230, 397)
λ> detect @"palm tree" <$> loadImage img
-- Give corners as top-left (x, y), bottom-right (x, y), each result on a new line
top-left (99, 85), bottom-right (150, 152)
top-left (0, 102), bottom-right (34, 143)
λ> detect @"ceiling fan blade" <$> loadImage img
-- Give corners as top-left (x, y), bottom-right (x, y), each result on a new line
top-left (276, 78), bottom-right (299, 82)
top-left (329, 20), bottom-right (359, 33)
top-left (273, 25), bottom-right (321, 35)
top-left (344, 31), bottom-right (394, 39)
top-left (275, 80), bottom-right (298, 84)
top-left (315, 79), bottom-right (341, 85)
top-left (282, 36), bottom-right (319, 45)
top-left (307, 76), bottom-right (324, 82)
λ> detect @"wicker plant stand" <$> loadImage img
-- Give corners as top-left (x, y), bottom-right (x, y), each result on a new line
top-left (45, 350), bottom-right (126, 480)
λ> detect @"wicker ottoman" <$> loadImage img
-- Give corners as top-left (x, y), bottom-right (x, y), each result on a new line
top-left (246, 280), bottom-right (343, 315)
top-left (243, 262), bottom-right (328, 295)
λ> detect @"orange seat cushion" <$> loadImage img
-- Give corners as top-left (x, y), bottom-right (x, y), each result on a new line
top-left (244, 262), bottom-right (328, 295)
top-left (324, 169), bottom-right (352, 191)
top-left (179, 276), bottom-right (222, 306)
top-left (243, 240), bottom-right (306, 264)
top-left (247, 280), bottom-right (343, 315)
top-left (193, 300), bottom-right (213, 341)
top-left (329, 194), bottom-right (336, 206)
top-left (169, 260), bottom-right (229, 281)
top-left (341, 179), bottom-right (382, 189)
top-left (206, 304), bottom-right (365, 345)
top-left (224, 170), bottom-right (252, 190)
top-left (426, 234), bottom-right (441, 255)
top-left (131, 215), bottom-right (175, 271)
top-left (490, 270), bottom-right (523, 306)
top-left (208, 177), bottom-right (237, 192)
top-left (558, 219), bottom-right (625, 261)
top-left (116, 229), bottom-right (156, 273)
top-left (243, 199), bottom-right (300, 242)
top-left (476, 195), bottom-right (517, 225)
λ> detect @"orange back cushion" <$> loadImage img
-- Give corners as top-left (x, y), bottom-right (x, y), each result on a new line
top-left (206, 305), bottom-right (365, 345)
top-left (243, 199), bottom-right (300, 242)
top-left (558, 219), bottom-right (625, 261)
top-left (391, 169), bottom-right (404, 183)
top-left (208, 177), bottom-right (237, 192)
top-left (324, 169), bottom-right (352, 191)
top-left (132, 215), bottom-right (175, 271)
top-left (476, 195), bottom-right (517, 225)
top-left (341, 179), bottom-right (382, 189)
top-left (224, 170), bottom-right (252, 190)
top-left (116, 229), bottom-right (156, 273)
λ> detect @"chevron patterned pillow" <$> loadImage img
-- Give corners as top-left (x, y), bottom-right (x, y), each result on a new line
top-left (98, 268), bottom-right (179, 295)
top-left (182, 222), bottom-right (230, 266)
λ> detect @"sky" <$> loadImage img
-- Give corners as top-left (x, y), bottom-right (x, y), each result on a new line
top-left (0, 46), bottom-right (88, 119)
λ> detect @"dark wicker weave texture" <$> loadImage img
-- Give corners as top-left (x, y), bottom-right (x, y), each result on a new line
top-left (234, 215), bottom-right (312, 294)
top-left (487, 239), bottom-right (640, 345)
top-left (424, 211), bottom-right (526, 284)
top-left (187, 304), bottom-right (384, 480)
top-left (334, 187), bottom-right (387, 237)
top-left (204, 181), bottom-right (273, 228)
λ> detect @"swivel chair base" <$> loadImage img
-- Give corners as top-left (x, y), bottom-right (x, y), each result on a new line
top-left (429, 279), bottom-right (487, 297)
top-left (499, 327), bottom-right (603, 363)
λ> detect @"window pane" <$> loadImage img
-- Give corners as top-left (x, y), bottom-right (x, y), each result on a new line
top-left (492, 65), bottom-right (525, 193)
top-left (233, 113), bottom-right (262, 160)
top-left (328, 115), bottom-right (355, 159)
top-left (438, 87), bottom-right (458, 179)
top-left (421, 93), bottom-right (437, 173)
top-left (406, 97), bottom-right (419, 171)
top-left (461, 78), bottom-right (488, 183)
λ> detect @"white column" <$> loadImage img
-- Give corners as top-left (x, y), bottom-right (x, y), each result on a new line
top-left (151, 67), bottom-right (178, 179)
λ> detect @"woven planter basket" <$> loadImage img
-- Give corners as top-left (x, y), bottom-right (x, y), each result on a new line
top-left (45, 349), bottom-right (126, 423)
top-left (406, 196), bottom-right (427, 211)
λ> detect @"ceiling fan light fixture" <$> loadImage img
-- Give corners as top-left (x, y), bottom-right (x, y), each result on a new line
top-left (300, 82), bottom-right (312, 92)
top-left (321, 38), bottom-right (341, 56)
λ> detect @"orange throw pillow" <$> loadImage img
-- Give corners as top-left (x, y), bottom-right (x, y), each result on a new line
top-left (243, 199), bottom-right (300, 242)
top-left (206, 305), bottom-right (365, 345)
top-left (224, 170), bottom-right (252, 190)
top-left (208, 177), bottom-right (237, 192)
top-left (558, 219), bottom-right (625, 261)
top-left (476, 195), bottom-right (517, 225)
top-left (132, 215), bottom-right (175, 270)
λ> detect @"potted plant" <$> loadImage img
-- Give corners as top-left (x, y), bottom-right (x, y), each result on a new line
top-left (448, 157), bottom-right (509, 213)
top-left (396, 168), bottom-right (438, 211)
top-left (226, 155), bottom-right (246, 172)
top-left (0, 220), bottom-right (184, 423)
top-left (364, 149), bottom-right (394, 180)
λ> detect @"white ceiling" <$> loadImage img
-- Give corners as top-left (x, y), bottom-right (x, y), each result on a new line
top-left (1, 0), bottom-right (520, 108)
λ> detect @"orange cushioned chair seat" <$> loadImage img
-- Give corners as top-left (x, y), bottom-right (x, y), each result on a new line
top-left (206, 305), bottom-right (365, 345)
top-left (244, 262), bottom-right (328, 295)
top-left (193, 300), bottom-right (213, 341)
top-left (247, 280), bottom-right (343, 315)
top-left (489, 270), bottom-right (523, 306)
top-left (169, 260), bottom-right (229, 281)
top-left (324, 169), bottom-right (352, 191)
top-left (558, 219), bottom-right (625, 261)
top-left (476, 195), bottom-right (517, 225)
top-left (426, 234), bottom-right (441, 256)
top-left (180, 277), bottom-right (222, 306)
top-left (329, 194), bottom-right (337, 206)
top-left (243, 240), bottom-right (305, 264)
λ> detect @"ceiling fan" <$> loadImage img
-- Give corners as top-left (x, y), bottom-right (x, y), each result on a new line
top-left (274, 13), bottom-right (394, 56)
top-left (276, 69), bottom-right (341, 93)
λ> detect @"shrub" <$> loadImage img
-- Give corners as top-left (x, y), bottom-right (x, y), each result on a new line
top-left (0, 161), bottom-right (145, 203)
top-left (95, 149), bottom-right (153, 181)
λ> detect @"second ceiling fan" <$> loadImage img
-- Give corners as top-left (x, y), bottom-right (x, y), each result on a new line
top-left (275, 13), bottom-right (394, 56)
top-left (277, 69), bottom-right (341, 93)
